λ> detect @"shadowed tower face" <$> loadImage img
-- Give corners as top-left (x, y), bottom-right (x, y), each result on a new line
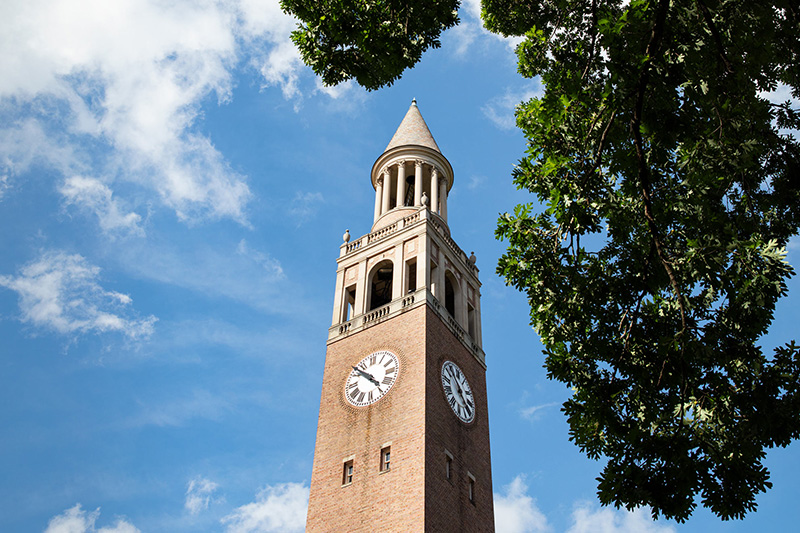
top-left (306, 101), bottom-right (494, 532)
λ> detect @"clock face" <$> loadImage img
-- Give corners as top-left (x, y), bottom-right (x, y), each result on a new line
top-left (441, 361), bottom-right (475, 423)
top-left (345, 350), bottom-right (399, 406)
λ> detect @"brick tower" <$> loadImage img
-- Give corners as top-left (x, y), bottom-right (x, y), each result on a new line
top-left (305, 100), bottom-right (494, 532)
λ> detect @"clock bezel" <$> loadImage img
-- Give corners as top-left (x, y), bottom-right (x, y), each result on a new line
top-left (441, 360), bottom-right (476, 423)
top-left (344, 350), bottom-right (400, 407)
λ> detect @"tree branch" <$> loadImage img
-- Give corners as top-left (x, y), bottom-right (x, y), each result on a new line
top-left (630, 0), bottom-right (688, 338)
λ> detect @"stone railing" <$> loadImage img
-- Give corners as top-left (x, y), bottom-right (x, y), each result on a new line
top-left (367, 222), bottom-right (398, 245)
top-left (340, 207), bottom-right (428, 258)
top-left (363, 303), bottom-right (391, 324)
top-left (431, 219), bottom-right (478, 276)
top-left (328, 287), bottom-right (485, 367)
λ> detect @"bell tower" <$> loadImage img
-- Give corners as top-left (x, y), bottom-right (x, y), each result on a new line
top-left (306, 100), bottom-right (494, 532)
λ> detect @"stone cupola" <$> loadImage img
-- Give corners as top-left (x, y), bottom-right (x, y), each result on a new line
top-left (370, 99), bottom-right (454, 232)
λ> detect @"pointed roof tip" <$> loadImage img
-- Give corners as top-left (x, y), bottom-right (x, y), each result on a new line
top-left (384, 99), bottom-right (440, 153)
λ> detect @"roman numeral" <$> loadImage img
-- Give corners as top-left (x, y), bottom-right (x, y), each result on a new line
top-left (358, 392), bottom-right (366, 403)
top-left (348, 382), bottom-right (359, 391)
top-left (349, 388), bottom-right (360, 399)
top-left (384, 359), bottom-right (393, 367)
top-left (370, 354), bottom-right (376, 365)
top-left (358, 361), bottom-right (367, 370)
top-left (444, 385), bottom-right (452, 395)
top-left (449, 396), bottom-right (457, 408)
top-left (367, 391), bottom-right (374, 402)
top-left (385, 366), bottom-right (395, 375)
top-left (382, 376), bottom-right (393, 385)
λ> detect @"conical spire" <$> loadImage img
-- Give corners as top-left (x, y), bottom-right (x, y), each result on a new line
top-left (384, 99), bottom-right (441, 153)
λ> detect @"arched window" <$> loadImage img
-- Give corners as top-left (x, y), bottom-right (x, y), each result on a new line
top-left (369, 261), bottom-right (394, 311)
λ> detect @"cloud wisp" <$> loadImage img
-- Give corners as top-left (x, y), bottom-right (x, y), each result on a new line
top-left (185, 476), bottom-right (222, 516)
top-left (45, 504), bottom-right (139, 533)
top-left (0, 250), bottom-right (156, 339)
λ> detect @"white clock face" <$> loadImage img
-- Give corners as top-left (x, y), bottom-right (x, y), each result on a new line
top-left (441, 361), bottom-right (475, 423)
top-left (345, 350), bottom-right (399, 406)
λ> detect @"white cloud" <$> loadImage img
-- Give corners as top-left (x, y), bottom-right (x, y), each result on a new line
top-left (0, 250), bottom-right (156, 338)
top-left (114, 237), bottom-right (305, 315)
top-left (566, 502), bottom-right (676, 533)
top-left (237, 239), bottom-right (285, 279)
top-left (221, 482), bottom-right (309, 533)
top-left (60, 176), bottom-right (144, 236)
top-left (467, 175), bottom-right (486, 190)
top-left (186, 476), bottom-right (222, 515)
top-left (129, 389), bottom-right (233, 428)
top-left (494, 476), bottom-right (551, 533)
top-left (520, 401), bottom-right (559, 422)
top-left (0, 173), bottom-right (8, 199)
top-left (447, 0), bottom-right (525, 56)
top-left (0, 0), bottom-right (323, 228)
top-left (483, 86), bottom-right (543, 130)
top-left (45, 504), bottom-right (139, 533)
top-left (288, 191), bottom-right (324, 226)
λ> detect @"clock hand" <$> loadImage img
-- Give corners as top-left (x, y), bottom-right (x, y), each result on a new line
top-left (449, 368), bottom-right (463, 397)
top-left (352, 366), bottom-right (380, 387)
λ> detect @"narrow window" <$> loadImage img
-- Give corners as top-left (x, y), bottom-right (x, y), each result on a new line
top-left (444, 449), bottom-right (454, 480)
top-left (445, 274), bottom-right (456, 317)
top-left (343, 284), bottom-right (356, 322)
top-left (430, 260), bottom-right (439, 299)
top-left (342, 460), bottom-right (354, 485)
top-left (404, 175), bottom-right (415, 206)
top-left (467, 303), bottom-right (476, 338)
top-left (406, 260), bottom-right (417, 294)
top-left (468, 473), bottom-right (476, 503)
top-left (381, 446), bottom-right (391, 472)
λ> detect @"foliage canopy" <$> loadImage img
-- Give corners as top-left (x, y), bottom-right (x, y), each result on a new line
top-left (280, 0), bottom-right (460, 90)
top-left (282, 0), bottom-right (800, 522)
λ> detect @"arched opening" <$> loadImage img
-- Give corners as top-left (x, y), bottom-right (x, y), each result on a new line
top-left (369, 261), bottom-right (394, 311)
top-left (444, 272), bottom-right (457, 318)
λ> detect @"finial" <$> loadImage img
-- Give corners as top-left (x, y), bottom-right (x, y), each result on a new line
top-left (411, 98), bottom-right (417, 106)
top-left (421, 192), bottom-right (429, 207)
top-left (343, 229), bottom-right (351, 243)
top-left (469, 251), bottom-right (477, 265)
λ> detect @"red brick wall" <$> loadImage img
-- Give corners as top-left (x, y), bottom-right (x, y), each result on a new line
top-left (306, 304), bottom-right (494, 532)
top-left (424, 305), bottom-right (495, 532)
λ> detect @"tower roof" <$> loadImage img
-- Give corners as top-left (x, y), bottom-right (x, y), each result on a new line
top-left (384, 99), bottom-right (441, 153)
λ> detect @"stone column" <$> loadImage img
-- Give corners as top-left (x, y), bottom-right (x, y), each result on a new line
top-left (374, 176), bottom-right (383, 222)
top-left (414, 160), bottom-right (423, 206)
top-left (430, 168), bottom-right (439, 214)
top-left (396, 160), bottom-right (406, 208)
top-left (439, 175), bottom-right (448, 221)
top-left (381, 168), bottom-right (391, 215)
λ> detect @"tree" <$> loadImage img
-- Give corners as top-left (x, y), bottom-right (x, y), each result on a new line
top-left (280, 0), bottom-right (460, 90)
top-left (281, 0), bottom-right (800, 522)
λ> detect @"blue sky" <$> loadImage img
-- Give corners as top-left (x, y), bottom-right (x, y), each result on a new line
top-left (1, 1), bottom-right (799, 532)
